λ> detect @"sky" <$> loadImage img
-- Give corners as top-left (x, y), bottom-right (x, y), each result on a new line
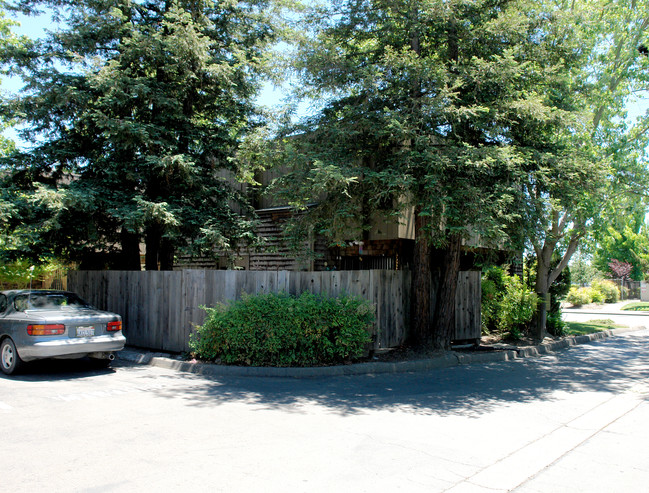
top-left (3, 9), bottom-right (649, 149)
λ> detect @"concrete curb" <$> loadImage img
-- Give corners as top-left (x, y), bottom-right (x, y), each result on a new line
top-left (116, 325), bottom-right (646, 378)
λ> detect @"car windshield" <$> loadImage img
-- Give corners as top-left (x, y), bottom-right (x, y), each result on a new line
top-left (14, 293), bottom-right (91, 312)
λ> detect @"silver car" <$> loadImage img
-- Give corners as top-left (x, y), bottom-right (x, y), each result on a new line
top-left (0, 290), bottom-right (126, 375)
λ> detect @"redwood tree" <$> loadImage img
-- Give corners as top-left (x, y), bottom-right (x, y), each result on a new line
top-left (253, 0), bottom-right (586, 349)
top-left (0, 0), bottom-right (281, 269)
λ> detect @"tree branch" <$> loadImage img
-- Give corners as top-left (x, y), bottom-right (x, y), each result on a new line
top-left (548, 233), bottom-right (582, 286)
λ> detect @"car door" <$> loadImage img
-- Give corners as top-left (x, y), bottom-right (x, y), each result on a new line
top-left (0, 294), bottom-right (9, 336)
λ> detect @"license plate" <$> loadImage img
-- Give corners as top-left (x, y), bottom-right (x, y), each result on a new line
top-left (76, 326), bottom-right (95, 337)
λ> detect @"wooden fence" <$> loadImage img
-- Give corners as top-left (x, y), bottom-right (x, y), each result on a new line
top-left (453, 270), bottom-right (482, 341)
top-left (67, 269), bottom-right (480, 353)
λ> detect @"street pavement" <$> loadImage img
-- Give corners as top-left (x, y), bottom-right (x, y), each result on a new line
top-left (0, 307), bottom-right (647, 492)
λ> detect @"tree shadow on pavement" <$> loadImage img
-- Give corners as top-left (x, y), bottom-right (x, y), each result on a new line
top-left (147, 333), bottom-right (649, 417)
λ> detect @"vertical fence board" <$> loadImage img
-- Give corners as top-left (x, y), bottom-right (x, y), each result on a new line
top-left (125, 272), bottom-right (140, 347)
top-left (154, 272), bottom-right (168, 351)
top-left (204, 270), bottom-right (222, 308)
top-left (116, 271), bottom-right (128, 331)
top-left (147, 271), bottom-right (162, 350)
top-left (168, 271), bottom-right (184, 352)
top-left (453, 271), bottom-right (479, 342)
top-left (182, 270), bottom-right (206, 353)
top-left (287, 272), bottom-right (299, 297)
top-left (140, 271), bottom-right (152, 348)
top-left (277, 270), bottom-right (289, 294)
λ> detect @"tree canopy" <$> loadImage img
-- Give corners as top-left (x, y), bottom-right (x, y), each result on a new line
top-left (594, 223), bottom-right (649, 281)
top-left (246, 0), bottom-right (617, 348)
top-left (0, 0), bottom-right (283, 269)
top-left (523, 0), bottom-right (649, 338)
top-left (1, 0), bottom-right (647, 349)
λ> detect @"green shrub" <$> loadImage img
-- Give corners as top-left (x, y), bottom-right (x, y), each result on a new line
top-left (546, 312), bottom-right (567, 337)
top-left (482, 266), bottom-right (538, 339)
top-left (497, 274), bottom-right (538, 339)
top-left (590, 279), bottom-right (619, 303)
top-left (0, 258), bottom-right (66, 289)
top-left (566, 286), bottom-right (592, 306)
top-left (481, 266), bottom-right (508, 334)
top-left (481, 280), bottom-right (499, 334)
top-left (189, 291), bottom-right (374, 367)
top-left (588, 288), bottom-right (605, 304)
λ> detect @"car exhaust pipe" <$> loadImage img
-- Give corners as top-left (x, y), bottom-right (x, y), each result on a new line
top-left (89, 352), bottom-right (115, 361)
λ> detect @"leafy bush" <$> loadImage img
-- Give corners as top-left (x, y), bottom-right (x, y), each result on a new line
top-left (497, 274), bottom-right (538, 339)
top-left (588, 287), bottom-right (605, 304)
top-left (482, 266), bottom-right (538, 339)
top-left (566, 286), bottom-right (592, 306)
top-left (567, 281), bottom-right (621, 306)
top-left (481, 266), bottom-right (507, 334)
top-left (590, 279), bottom-right (619, 303)
top-left (0, 259), bottom-right (66, 289)
top-left (190, 291), bottom-right (374, 367)
top-left (546, 312), bottom-right (567, 337)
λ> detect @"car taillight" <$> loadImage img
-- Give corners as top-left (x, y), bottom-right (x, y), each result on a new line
top-left (27, 324), bottom-right (65, 336)
top-left (107, 321), bottom-right (122, 332)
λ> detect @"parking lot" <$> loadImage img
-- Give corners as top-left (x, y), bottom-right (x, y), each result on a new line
top-left (2, 329), bottom-right (649, 492)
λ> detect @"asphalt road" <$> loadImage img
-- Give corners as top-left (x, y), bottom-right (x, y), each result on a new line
top-left (1, 328), bottom-right (648, 492)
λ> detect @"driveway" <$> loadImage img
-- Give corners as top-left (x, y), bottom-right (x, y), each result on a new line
top-left (1, 327), bottom-right (648, 492)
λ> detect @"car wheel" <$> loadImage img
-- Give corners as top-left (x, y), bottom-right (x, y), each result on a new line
top-left (1, 338), bottom-right (24, 376)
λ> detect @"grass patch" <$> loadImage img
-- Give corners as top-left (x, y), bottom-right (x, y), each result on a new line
top-left (564, 319), bottom-right (627, 336)
top-left (620, 302), bottom-right (649, 311)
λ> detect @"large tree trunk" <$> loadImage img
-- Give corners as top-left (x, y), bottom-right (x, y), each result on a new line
top-left (531, 232), bottom-right (580, 342)
top-left (433, 232), bottom-right (462, 350)
top-left (410, 208), bottom-right (432, 346)
top-left (533, 257), bottom-right (551, 343)
top-left (145, 224), bottom-right (175, 270)
top-left (159, 237), bottom-right (175, 271)
top-left (117, 229), bottom-right (142, 271)
top-left (145, 224), bottom-right (162, 271)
